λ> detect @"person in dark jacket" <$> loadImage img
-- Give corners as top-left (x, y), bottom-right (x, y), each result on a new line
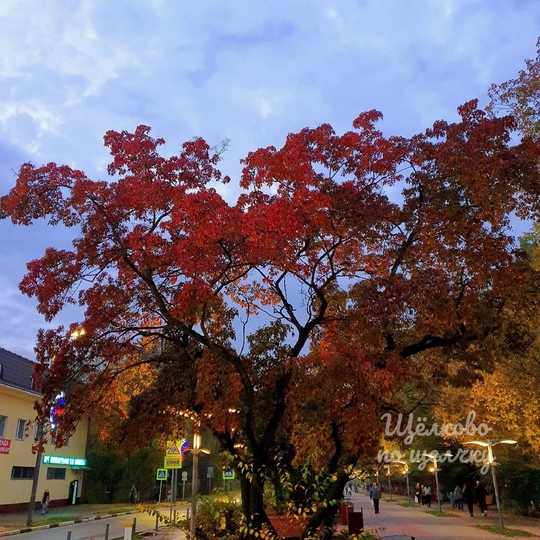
top-left (475, 480), bottom-right (488, 516)
top-left (462, 483), bottom-right (475, 517)
top-left (369, 481), bottom-right (382, 514)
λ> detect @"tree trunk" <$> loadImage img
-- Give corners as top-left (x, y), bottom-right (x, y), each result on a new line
top-left (303, 471), bottom-right (350, 540)
top-left (239, 469), bottom-right (268, 537)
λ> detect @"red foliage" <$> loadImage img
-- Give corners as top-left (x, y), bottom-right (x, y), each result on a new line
top-left (1, 101), bottom-right (540, 526)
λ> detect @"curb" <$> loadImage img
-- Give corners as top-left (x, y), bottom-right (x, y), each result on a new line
top-left (0, 510), bottom-right (140, 537)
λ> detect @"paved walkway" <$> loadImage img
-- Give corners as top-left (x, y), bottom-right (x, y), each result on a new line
top-left (350, 491), bottom-right (540, 540)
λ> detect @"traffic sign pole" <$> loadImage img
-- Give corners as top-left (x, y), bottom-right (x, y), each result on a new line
top-left (182, 471), bottom-right (188, 500)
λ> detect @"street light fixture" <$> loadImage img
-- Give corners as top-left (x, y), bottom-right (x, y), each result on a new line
top-left (464, 439), bottom-right (517, 529)
top-left (383, 460), bottom-right (409, 501)
top-left (415, 451), bottom-right (452, 512)
top-left (389, 460), bottom-right (411, 503)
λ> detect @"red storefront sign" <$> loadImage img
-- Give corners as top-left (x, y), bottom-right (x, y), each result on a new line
top-left (0, 438), bottom-right (11, 454)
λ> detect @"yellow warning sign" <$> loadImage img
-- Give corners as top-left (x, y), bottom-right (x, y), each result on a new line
top-left (166, 440), bottom-right (182, 456)
top-left (164, 456), bottom-right (182, 469)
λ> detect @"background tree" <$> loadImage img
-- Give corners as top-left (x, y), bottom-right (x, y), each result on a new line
top-left (429, 225), bottom-right (540, 513)
top-left (520, 223), bottom-right (540, 270)
top-left (1, 102), bottom-right (540, 537)
top-left (488, 37), bottom-right (540, 140)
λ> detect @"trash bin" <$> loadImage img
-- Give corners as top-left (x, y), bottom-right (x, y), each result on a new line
top-left (339, 502), bottom-right (354, 525)
top-left (348, 510), bottom-right (364, 534)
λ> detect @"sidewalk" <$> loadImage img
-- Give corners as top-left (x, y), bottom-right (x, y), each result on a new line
top-left (350, 491), bottom-right (540, 539)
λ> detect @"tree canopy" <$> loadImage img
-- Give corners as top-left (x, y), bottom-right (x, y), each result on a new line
top-left (488, 37), bottom-right (540, 140)
top-left (2, 100), bottom-right (540, 537)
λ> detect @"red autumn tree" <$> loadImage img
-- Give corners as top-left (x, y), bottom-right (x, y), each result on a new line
top-left (1, 101), bottom-right (540, 538)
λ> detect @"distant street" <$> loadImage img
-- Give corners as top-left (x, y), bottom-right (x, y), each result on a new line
top-left (350, 491), bottom-right (540, 540)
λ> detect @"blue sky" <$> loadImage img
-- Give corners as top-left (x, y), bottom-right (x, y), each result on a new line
top-left (1, 0), bottom-right (539, 359)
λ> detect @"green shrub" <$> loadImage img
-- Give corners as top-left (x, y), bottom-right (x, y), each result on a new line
top-left (194, 497), bottom-right (243, 540)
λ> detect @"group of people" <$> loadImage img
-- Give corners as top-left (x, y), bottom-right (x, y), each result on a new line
top-left (362, 478), bottom-right (490, 519)
top-left (449, 480), bottom-right (489, 517)
top-left (344, 482), bottom-right (360, 496)
top-left (414, 483), bottom-right (433, 507)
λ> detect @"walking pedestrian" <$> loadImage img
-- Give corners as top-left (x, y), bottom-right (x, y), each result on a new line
top-left (454, 484), bottom-right (463, 510)
top-left (369, 481), bottom-right (382, 514)
top-left (463, 483), bottom-right (475, 517)
top-left (40, 489), bottom-right (50, 514)
top-left (423, 484), bottom-right (432, 508)
top-left (475, 480), bottom-right (488, 516)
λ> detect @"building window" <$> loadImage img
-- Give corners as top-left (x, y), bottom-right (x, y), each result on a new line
top-left (46, 467), bottom-right (66, 480)
top-left (0, 415), bottom-right (6, 437)
top-left (48, 433), bottom-right (70, 446)
top-left (15, 419), bottom-right (26, 440)
top-left (11, 466), bottom-right (35, 479)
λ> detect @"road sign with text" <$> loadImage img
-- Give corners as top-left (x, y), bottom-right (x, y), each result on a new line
top-left (164, 456), bottom-right (182, 469)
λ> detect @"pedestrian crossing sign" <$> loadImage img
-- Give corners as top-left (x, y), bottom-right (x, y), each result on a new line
top-left (156, 468), bottom-right (168, 480)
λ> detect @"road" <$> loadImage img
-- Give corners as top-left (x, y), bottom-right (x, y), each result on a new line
top-left (349, 491), bottom-right (540, 540)
top-left (4, 511), bottom-right (164, 540)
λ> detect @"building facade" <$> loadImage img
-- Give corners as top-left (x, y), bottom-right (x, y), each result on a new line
top-left (0, 348), bottom-right (88, 512)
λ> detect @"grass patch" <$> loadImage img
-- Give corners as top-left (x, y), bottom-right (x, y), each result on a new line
top-left (476, 524), bottom-right (537, 537)
top-left (424, 509), bottom-right (459, 518)
top-left (89, 504), bottom-right (139, 515)
top-left (6, 505), bottom-right (139, 530)
top-left (12, 516), bottom-right (76, 528)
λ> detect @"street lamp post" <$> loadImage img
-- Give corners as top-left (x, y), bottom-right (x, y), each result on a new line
top-left (422, 452), bottom-right (451, 513)
top-left (384, 465), bottom-right (393, 501)
top-left (383, 460), bottom-right (410, 501)
top-left (26, 421), bottom-right (44, 526)
top-left (403, 465), bottom-right (411, 504)
top-left (389, 460), bottom-right (410, 503)
top-left (190, 433), bottom-right (210, 539)
top-left (464, 439), bottom-right (517, 529)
